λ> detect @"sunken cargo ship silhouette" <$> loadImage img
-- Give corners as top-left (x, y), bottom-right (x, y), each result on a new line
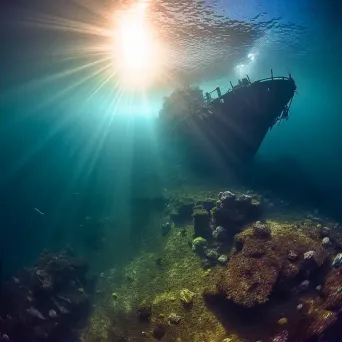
top-left (159, 70), bottom-right (297, 170)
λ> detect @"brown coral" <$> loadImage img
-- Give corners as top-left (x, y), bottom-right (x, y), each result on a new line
top-left (322, 268), bottom-right (342, 311)
top-left (216, 224), bottom-right (328, 307)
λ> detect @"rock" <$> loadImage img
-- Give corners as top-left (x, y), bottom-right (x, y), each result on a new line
top-left (0, 251), bottom-right (91, 341)
top-left (202, 199), bottom-right (215, 212)
top-left (169, 197), bottom-right (196, 223)
top-left (322, 237), bottom-right (332, 248)
top-left (217, 255), bottom-right (228, 265)
top-left (304, 219), bottom-right (312, 226)
top-left (192, 237), bottom-right (208, 254)
top-left (287, 250), bottom-right (298, 261)
top-left (252, 221), bottom-right (271, 238)
top-left (212, 226), bottom-right (228, 241)
top-left (201, 259), bottom-right (211, 270)
top-left (168, 313), bottom-right (181, 324)
top-left (204, 248), bottom-right (219, 260)
top-left (161, 222), bottom-right (172, 236)
top-left (304, 250), bottom-right (315, 260)
top-left (48, 310), bottom-right (57, 318)
top-left (192, 207), bottom-right (211, 239)
top-left (332, 253), bottom-right (342, 268)
top-left (271, 330), bottom-right (288, 342)
top-left (299, 280), bottom-right (310, 291)
top-left (322, 226), bottom-right (331, 236)
top-left (180, 289), bottom-right (195, 305)
top-left (136, 303), bottom-right (152, 322)
top-left (238, 194), bottom-right (252, 204)
top-left (153, 322), bottom-right (167, 339)
top-left (212, 193), bottom-right (262, 230)
top-left (277, 317), bottom-right (288, 326)
top-left (219, 191), bottom-right (236, 204)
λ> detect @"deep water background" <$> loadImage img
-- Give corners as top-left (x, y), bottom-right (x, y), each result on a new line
top-left (1, 0), bottom-right (342, 278)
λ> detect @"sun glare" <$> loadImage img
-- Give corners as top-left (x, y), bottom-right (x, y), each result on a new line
top-left (112, 2), bottom-right (162, 88)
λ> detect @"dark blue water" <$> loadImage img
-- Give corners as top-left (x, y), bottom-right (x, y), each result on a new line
top-left (0, 0), bottom-right (342, 278)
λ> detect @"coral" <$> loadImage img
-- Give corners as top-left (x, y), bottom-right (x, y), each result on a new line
top-left (0, 251), bottom-right (91, 341)
top-left (297, 303), bottom-right (337, 340)
top-left (322, 268), bottom-right (342, 311)
top-left (212, 223), bottom-right (327, 307)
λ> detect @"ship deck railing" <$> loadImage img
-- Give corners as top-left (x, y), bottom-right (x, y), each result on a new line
top-left (204, 70), bottom-right (293, 104)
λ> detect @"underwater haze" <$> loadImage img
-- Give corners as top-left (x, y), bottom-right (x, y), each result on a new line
top-left (0, 1), bottom-right (342, 338)
top-left (0, 0), bottom-right (341, 273)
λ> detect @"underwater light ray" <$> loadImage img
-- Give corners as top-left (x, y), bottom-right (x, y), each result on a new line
top-left (3, 56), bottom-right (112, 109)
top-left (36, 56), bottom-right (111, 85)
top-left (86, 70), bottom-right (118, 101)
top-left (2, 105), bottom-right (84, 183)
top-left (22, 11), bottom-right (111, 38)
top-left (76, 86), bottom-right (125, 184)
top-left (29, 62), bottom-right (114, 115)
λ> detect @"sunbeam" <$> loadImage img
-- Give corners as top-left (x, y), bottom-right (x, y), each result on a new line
top-left (111, 1), bottom-right (163, 88)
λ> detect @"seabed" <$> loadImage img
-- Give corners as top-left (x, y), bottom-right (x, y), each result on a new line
top-left (79, 185), bottom-right (342, 342)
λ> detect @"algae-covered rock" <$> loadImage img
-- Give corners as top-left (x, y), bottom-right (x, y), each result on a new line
top-left (217, 255), bottom-right (228, 265)
top-left (212, 226), bottom-right (229, 241)
top-left (180, 289), bottom-right (195, 305)
top-left (202, 198), bottom-right (216, 211)
top-left (192, 237), bottom-right (208, 254)
top-left (204, 248), bottom-right (220, 260)
top-left (169, 197), bottom-right (196, 223)
top-left (168, 313), bottom-right (181, 324)
top-left (193, 207), bottom-right (211, 238)
top-left (252, 221), bottom-right (271, 238)
top-left (212, 192), bottom-right (262, 230)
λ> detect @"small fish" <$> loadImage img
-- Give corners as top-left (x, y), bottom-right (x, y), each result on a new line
top-left (12, 277), bottom-right (20, 284)
top-left (337, 287), bottom-right (342, 294)
top-left (52, 297), bottom-right (70, 314)
top-left (26, 306), bottom-right (46, 320)
top-left (34, 208), bottom-right (44, 215)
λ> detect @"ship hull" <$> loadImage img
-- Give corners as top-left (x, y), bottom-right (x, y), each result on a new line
top-left (164, 77), bottom-right (296, 171)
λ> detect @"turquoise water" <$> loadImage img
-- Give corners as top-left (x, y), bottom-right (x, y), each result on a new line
top-left (0, 0), bottom-right (341, 277)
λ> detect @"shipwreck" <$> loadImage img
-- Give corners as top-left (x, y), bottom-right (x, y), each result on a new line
top-left (158, 70), bottom-right (297, 170)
